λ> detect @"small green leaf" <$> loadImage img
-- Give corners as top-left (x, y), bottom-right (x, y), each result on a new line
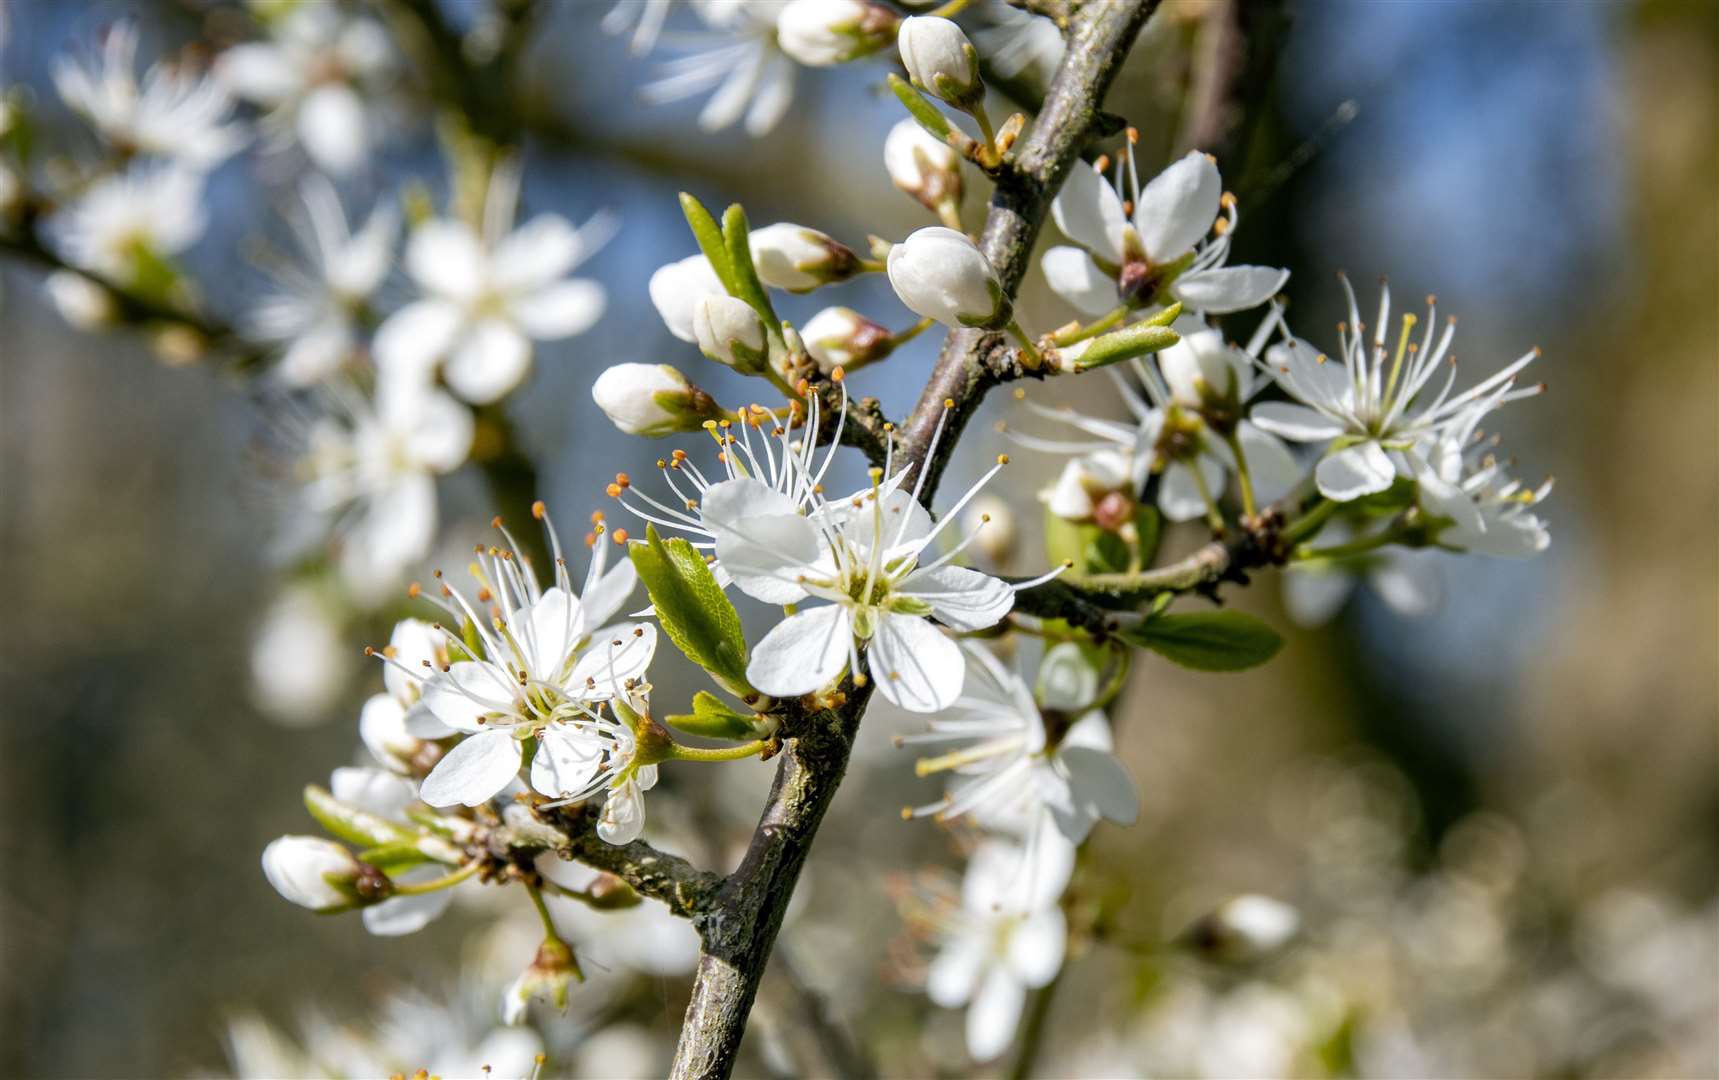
top-left (304, 784), bottom-right (412, 848)
top-left (679, 191), bottom-right (738, 293)
top-left (887, 73), bottom-right (954, 141)
top-left (1121, 610), bottom-right (1284, 672)
top-left (1072, 322), bottom-right (1180, 372)
top-left (666, 691), bottom-right (765, 741)
top-left (630, 525), bottom-right (756, 699)
top-left (356, 842), bottom-right (433, 872)
top-left (721, 202), bottom-right (781, 333)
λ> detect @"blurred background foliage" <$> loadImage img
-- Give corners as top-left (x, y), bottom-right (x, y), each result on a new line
top-left (1, 1), bottom-right (1714, 1076)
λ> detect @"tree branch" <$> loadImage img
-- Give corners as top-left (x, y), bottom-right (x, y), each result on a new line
top-left (666, 4), bottom-right (1161, 1076)
top-left (538, 803), bottom-right (724, 920)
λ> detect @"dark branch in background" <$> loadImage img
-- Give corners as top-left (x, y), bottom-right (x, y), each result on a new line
top-left (665, 4), bottom-right (1161, 1077)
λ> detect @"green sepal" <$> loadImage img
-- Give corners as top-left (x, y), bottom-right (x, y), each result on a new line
top-left (1345, 476), bottom-right (1418, 518)
top-left (629, 525), bottom-right (757, 700)
top-left (1120, 610), bottom-right (1284, 672)
top-left (304, 784), bottom-right (413, 849)
top-left (721, 203), bottom-right (782, 334)
top-left (356, 842), bottom-right (434, 872)
top-left (888, 73), bottom-right (955, 141)
top-left (666, 691), bottom-right (768, 742)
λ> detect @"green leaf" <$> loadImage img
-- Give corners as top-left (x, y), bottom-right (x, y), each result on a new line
top-left (630, 525), bottom-right (756, 699)
top-left (1072, 322), bottom-right (1180, 371)
top-left (679, 192), bottom-right (738, 293)
top-left (304, 785), bottom-right (411, 849)
top-left (356, 842), bottom-right (434, 872)
top-left (721, 203), bottom-right (781, 333)
top-left (666, 691), bottom-right (765, 741)
top-left (1121, 610), bottom-right (1284, 672)
top-left (887, 73), bottom-right (954, 141)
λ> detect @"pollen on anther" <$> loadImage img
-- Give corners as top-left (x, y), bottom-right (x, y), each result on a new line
top-left (407, 582), bottom-right (422, 599)
top-left (996, 453), bottom-right (1010, 465)
top-left (606, 483), bottom-right (623, 498)
top-left (531, 500), bottom-right (546, 519)
top-left (1094, 154), bottom-right (1110, 172)
top-left (363, 645), bottom-right (377, 657)
top-left (1126, 126), bottom-right (1139, 144)
top-left (612, 528), bottom-right (630, 544)
top-left (491, 515), bottom-right (503, 529)
top-left (943, 397), bottom-right (954, 409)
top-left (832, 366), bottom-right (845, 382)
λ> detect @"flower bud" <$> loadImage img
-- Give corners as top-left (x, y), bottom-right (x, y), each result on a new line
top-left (776, 0), bottom-right (899, 67)
top-left (1181, 894), bottom-right (1300, 964)
top-left (262, 835), bottom-right (383, 911)
top-left (885, 226), bottom-right (1009, 330)
top-left (884, 119), bottom-right (962, 213)
top-left (692, 294), bottom-right (769, 371)
top-left (648, 254), bottom-right (725, 343)
top-left (963, 494), bottom-right (1017, 564)
top-left (1039, 450), bottom-right (1132, 522)
top-left (799, 306), bottom-right (892, 374)
top-left (748, 223), bottom-right (861, 292)
top-left (1159, 321), bottom-right (1243, 408)
top-left (592, 363), bottom-right (722, 437)
top-left (898, 16), bottom-right (982, 111)
top-left (44, 271), bottom-right (118, 330)
top-left (502, 937), bottom-right (584, 1026)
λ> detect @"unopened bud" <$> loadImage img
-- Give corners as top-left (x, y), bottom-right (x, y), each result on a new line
top-left (692, 294), bottom-right (769, 371)
top-left (261, 836), bottom-right (381, 911)
top-left (1039, 450), bottom-right (1132, 523)
top-left (585, 872), bottom-right (644, 910)
top-left (776, 0), bottom-right (899, 67)
top-left (884, 119), bottom-right (963, 213)
top-left (1158, 321), bottom-right (1242, 409)
top-left (899, 16), bottom-right (982, 112)
top-left (502, 937), bottom-right (583, 1025)
top-left (748, 223), bottom-right (862, 292)
top-left (649, 253), bottom-right (726, 343)
top-left (800, 306), bottom-right (893, 374)
top-left (46, 271), bottom-right (116, 329)
top-left (592, 362), bottom-right (722, 437)
top-left (885, 226), bottom-right (1008, 330)
top-left (1181, 894), bottom-right (1300, 964)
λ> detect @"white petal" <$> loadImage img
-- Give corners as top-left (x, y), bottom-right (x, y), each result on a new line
top-left (510, 279), bottom-right (605, 340)
top-left (530, 726), bottom-right (604, 798)
top-left (444, 320), bottom-right (531, 403)
top-left (1282, 566), bottom-right (1354, 627)
top-left (898, 565), bottom-right (1014, 632)
top-left (419, 729), bottom-right (522, 807)
top-left (869, 613), bottom-right (963, 714)
top-left (1058, 746), bottom-right (1140, 826)
top-left (385, 385), bottom-right (473, 472)
top-left (1249, 402), bottom-right (1345, 442)
top-left (1370, 555), bottom-right (1440, 615)
top-left (331, 765), bottom-right (415, 817)
top-left (1133, 151), bottom-right (1220, 264)
top-left (746, 606), bottom-right (851, 697)
top-left (1041, 245), bottom-right (1120, 317)
top-left (275, 319), bottom-right (351, 386)
top-left (524, 587), bottom-right (583, 678)
top-left (297, 84), bottom-right (367, 175)
top-left (1237, 421), bottom-right (1301, 505)
top-left (1157, 458), bottom-right (1224, 523)
top-left (216, 44), bottom-right (300, 104)
top-left (926, 931), bottom-right (987, 1008)
top-left (579, 558), bottom-right (639, 631)
top-left (493, 215), bottom-right (580, 290)
top-left (712, 513), bottom-right (823, 605)
top-left (966, 970), bottom-right (1027, 1062)
top-left (1007, 906), bottom-right (1068, 987)
top-left (423, 662), bottom-right (514, 733)
top-left (1316, 441), bottom-right (1396, 501)
top-left (363, 886), bottom-right (454, 937)
top-left (372, 300), bottom-right (462, 383)
top-left (1172, 265), bottom-right (1289, 314)
top-left (648, 254), bottom-right (725, 343)
top-left (597, 776), bottom-right (648, 845)
top-left (567, 623), bottom-right (657, 700)
top-left (1049, 161), bottom-right (1125, 263)
top-left (406, 221), bottom-right (484, 300)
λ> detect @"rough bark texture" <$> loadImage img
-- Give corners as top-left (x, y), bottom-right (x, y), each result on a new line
top-left (667, 2), bottom-right (1161, 1076)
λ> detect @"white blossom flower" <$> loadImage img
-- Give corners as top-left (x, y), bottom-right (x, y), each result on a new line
top-left (374, 170), bottom-right (611, 403)
top-left (1413, 432), bottom-right (1553, 558)
top-left (392, 509), bottom-right (656, 833)
top-left (358, 618), bottom-right (449, 771)
top-left (326, 765), bottom-right (463, 938)
top-left (261, 836), bottom-right (363, 911)
top-left (1016, 314), bottom-right (1299, 524)
top-left (251, 177), bottom-right (398, 388)
top-left (54, 21), bottom-right (246, 168)
top-left (1249, 282), bottom-right (1543, 502)
top-left (887, 226), bottom-right (1009, 330)
top-left (902, 642), bottom-right (1139, 844)
top-left (47, 163), bottom-right (205, 284)
top-left (1282, 520), bottom-right (1440, 626)
top-left (884, 118), bottom-right (963, 213)
top-left (217, 3), bottom-right (397, 175)
top-left (293, 379), bottom-right (474, 603)
top-left (1043, 143), bottom-right (1287, 317)
top-left (250, 583), bottom-right (350, 727)
top-left (639, 1), bottom-right (796, 137)
top-left (649, 253), bottom-right (728, 343)
top-left (924, 837), bottom-right (1070, 1061)
top-left (705, 419), bottom-right (1025, 711)
top-left (777, 0), bottom-right (897, 67)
